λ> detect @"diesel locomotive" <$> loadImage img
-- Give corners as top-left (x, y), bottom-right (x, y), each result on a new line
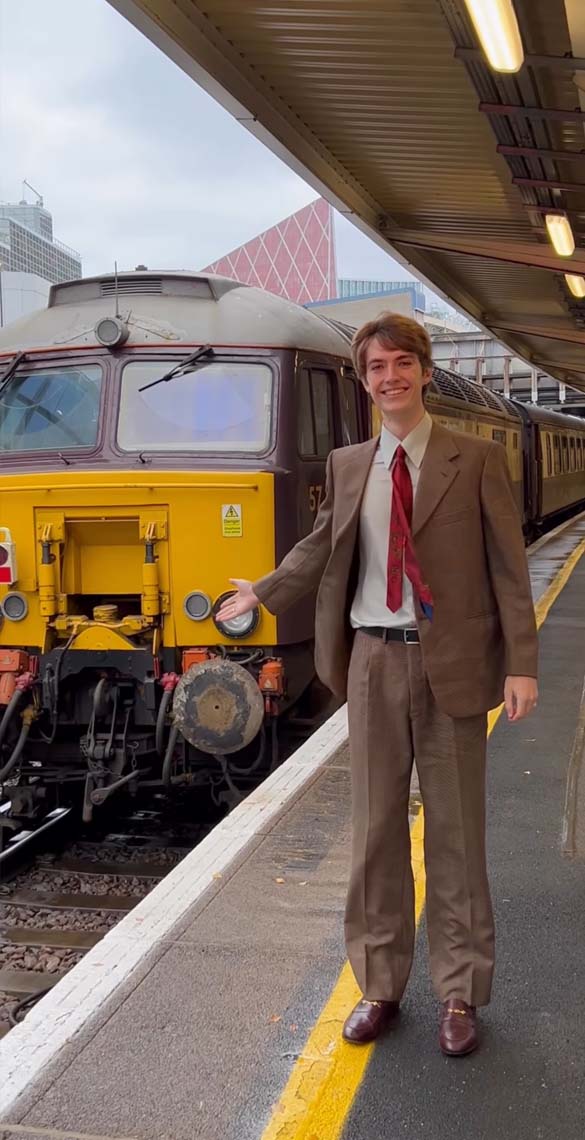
top-left (0, 271), bottom-right (583, 825)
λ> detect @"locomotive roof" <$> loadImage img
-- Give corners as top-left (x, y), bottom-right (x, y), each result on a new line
top-left (0, 271), bottom-right (352, 358)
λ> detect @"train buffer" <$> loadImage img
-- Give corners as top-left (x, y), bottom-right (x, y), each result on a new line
top-left (1, 513), bottom-right (585, 1140)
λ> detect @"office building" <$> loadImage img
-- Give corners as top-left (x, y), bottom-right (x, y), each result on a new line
top-left (0, 195), bottom-right (82, 326)
top-left (0, 199), bottom-right (81, 285)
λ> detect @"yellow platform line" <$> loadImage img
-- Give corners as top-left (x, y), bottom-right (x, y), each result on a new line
top-left (261, 536), bottom-right (585, 1140)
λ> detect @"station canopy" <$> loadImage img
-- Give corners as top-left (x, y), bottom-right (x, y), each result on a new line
top-left (111, 0), bottom-right (585, 391)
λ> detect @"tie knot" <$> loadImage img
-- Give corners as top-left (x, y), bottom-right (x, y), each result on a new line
top-left (395, 445), bottom-right (407, 464)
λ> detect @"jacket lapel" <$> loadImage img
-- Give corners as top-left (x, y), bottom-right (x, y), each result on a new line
top-left (413, 422), bottom-right (460, 536)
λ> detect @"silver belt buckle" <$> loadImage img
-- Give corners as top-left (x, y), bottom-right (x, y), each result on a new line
top-left (403, 628), bottom-right (418, 644)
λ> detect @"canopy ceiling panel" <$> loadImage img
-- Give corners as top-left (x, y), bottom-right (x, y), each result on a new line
top-left (109, 0), bottom-right (585, 391)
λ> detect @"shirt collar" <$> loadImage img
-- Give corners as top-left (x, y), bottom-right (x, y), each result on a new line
top-left (379, 411), bottom-right (433, 470)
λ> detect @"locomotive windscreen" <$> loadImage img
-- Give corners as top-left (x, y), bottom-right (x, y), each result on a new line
top-left (118, 360), bottom-right (273, 453)
top-left (0, 367), bottom-right (102, 452)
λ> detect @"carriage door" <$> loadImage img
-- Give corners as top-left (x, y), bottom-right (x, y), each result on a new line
top-left (296, 365), bottom-right (337, 538)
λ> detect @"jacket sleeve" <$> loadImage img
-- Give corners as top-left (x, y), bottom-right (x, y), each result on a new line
top-left (480, 442), bottom-right (538, 678)
top-left (253, 451), bottom-right (335, 615)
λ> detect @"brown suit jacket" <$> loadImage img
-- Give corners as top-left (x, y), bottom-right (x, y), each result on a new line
top-left (254, 422), bottom-right (538, 717)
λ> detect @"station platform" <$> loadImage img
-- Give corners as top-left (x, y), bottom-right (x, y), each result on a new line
top-left (1, 514), bottom-right (585, 1140)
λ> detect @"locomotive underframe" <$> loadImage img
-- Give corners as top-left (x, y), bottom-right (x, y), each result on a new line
top-left (0, 637), bottom-right (318, 825)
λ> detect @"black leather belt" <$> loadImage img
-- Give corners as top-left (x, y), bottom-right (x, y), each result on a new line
top-left (359, 626), bottom-right (420, 644)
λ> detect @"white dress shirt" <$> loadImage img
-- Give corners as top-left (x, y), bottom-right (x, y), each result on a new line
top-left (350, 411), bottom-right (433, 629)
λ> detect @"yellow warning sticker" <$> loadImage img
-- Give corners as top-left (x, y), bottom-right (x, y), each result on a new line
top-left (222, 503), bottom-right (242, 537)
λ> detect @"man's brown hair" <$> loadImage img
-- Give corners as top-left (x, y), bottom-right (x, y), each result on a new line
top-left (351, 312), bottom-right (433, 380)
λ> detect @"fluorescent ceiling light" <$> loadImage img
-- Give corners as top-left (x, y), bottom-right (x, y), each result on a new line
top-left (463, 0), bottom-right (524, 73)
top-left (565, 273), bottom-right (585, 299)
top-left (545, 214), bottom-right (576, 257)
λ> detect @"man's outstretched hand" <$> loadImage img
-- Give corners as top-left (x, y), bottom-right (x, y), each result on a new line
top-left (215, 579), bottom-right (260, 623)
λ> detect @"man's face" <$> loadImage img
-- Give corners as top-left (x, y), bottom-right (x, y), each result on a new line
top-left (363, 336), bottom-right (431, 421)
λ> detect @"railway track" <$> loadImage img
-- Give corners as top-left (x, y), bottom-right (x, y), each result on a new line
top-left (0, 705), bottom-right (331, 1038)
top-left (0, 807), bottom-right (203, 1039)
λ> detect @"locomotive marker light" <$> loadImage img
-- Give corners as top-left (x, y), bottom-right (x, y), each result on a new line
top-left (0, 528), bottom-right (17, 585)
top-left (213, 591), bottom-right (260, 639)
top-left (94, 316), bottom-right (130, 348)
top-left (1, 592), bottom-right (28, 622)
top-left (183, 591), bottom-right (213, 621)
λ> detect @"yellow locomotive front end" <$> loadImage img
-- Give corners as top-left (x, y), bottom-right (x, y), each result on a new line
top-left (0, 270), bottom-right (357, 826)
top-left (0, 469), bottom-right (276, 654)
top-left (0, 467), bottom-right (278, 820)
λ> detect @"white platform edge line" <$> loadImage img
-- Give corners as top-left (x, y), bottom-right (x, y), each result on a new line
top-left (0, 704), bottom-right (349, 1116)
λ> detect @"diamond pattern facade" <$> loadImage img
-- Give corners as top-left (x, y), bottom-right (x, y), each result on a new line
top-left (203, 197), bottom-right (336, 304)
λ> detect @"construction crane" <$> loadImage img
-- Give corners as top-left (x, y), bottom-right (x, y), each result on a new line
top-left (21, 180), bottom-right (43, 207)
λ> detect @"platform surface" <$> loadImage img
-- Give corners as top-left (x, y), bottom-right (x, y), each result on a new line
top-left (1, 514), bottom-right (584, 1140)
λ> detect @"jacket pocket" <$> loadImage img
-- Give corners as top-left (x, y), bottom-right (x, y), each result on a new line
top-left (434, 506), bottom-right (474, 525)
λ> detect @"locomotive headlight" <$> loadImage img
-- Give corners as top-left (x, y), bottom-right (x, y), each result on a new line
top-left (213, 591), bottom-right (259, 639)
top-left (183, 591), bottom-right (212, 621)
top-left (94, 316), bottom-right (130, 348)
top-left (1, 592), bottom-right (28, 621)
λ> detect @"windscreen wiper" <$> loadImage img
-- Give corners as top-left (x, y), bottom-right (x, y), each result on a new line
top-left (138, 345), bottom-right (214, 393)
top-left (0, 352), bottom-right (26, 396)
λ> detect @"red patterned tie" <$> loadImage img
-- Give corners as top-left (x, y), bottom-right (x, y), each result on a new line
top-left (387, 445), bottom-right (434, 613)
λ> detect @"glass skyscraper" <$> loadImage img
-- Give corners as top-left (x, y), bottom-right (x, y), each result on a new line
top-left (0, 200), bottom-right (81, 284)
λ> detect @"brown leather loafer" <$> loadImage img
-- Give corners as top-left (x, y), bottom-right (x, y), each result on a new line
top-left (342, 998), bottom-right (400, 1044)
top-left (439, 1000), bottom-right (478, 1056)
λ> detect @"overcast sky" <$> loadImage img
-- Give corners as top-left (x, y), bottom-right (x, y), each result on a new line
top-left (0, 0), bottom-right (417, 285)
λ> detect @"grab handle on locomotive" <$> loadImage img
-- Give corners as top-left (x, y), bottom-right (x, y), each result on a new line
top-left (141, 522), bottom-right (160, 618)
top-left (38, 524), bottom-right (58, 618)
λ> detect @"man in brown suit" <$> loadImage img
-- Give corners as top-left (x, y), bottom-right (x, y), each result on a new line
top-left (216, 313), bottom-right (538, 1056)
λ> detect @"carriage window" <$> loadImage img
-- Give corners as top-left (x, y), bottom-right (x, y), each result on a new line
top-left (553, 434), bottom-right (561, 475)
top-left (545, 435), bottom-right (552, 477)
top-left (578, 439), bottom-right (584, 469)
top-left (119, 360), bottom-right (272, 453)
top-left (561, 436), bottom-right (569, 472)
top-left (512, 433), bottom-right (518, 449)
top-left (0, 366), bottom-right (102, 453)
top-left (297, 367), bottom-right (334, 458)
top-left (492, 428), bottom-right (507, 446)
top-left (569, 437), bottom-right (576, 472)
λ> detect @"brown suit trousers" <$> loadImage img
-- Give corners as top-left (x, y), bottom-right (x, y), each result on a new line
top-left (345, 632), bottom-right (494, 1006)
